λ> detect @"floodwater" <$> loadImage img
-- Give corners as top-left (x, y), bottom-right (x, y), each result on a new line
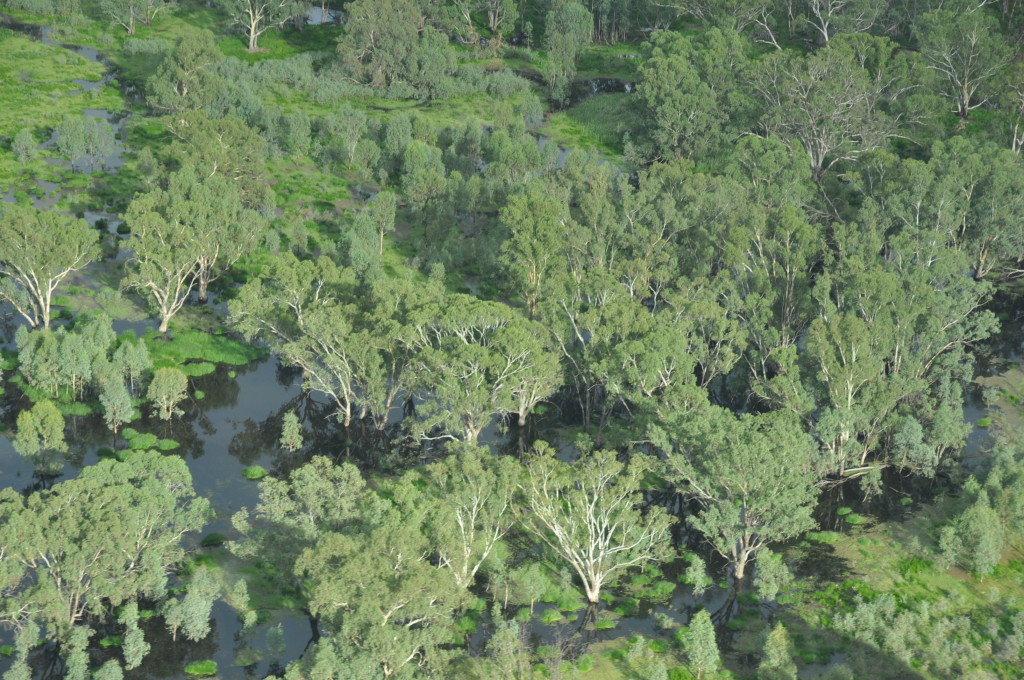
top-left (0, 15), bottom-right (1020, 680)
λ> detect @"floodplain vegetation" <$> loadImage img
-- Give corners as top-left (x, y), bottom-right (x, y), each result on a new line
top-left (1, 0), bottom-right (1024, 678)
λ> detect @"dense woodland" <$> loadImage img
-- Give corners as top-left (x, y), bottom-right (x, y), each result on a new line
top-left (1, 0), bottom-right (1024, 678)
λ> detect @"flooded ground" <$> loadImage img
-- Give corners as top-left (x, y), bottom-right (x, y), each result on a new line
top-left (0, 15), bottom-right (1021, 680)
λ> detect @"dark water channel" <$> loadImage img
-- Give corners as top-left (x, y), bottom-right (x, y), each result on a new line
top-left (0, 16), bottom-right (1021, 679)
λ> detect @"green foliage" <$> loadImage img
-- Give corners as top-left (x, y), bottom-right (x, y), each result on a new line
top-left (147, 366), bottom-right (188, 420)
top-left (183, 660), bottom-right (217, 676)
top-left (758, 622), bottom-right (797, 680)
top-left (521, 446), bottom-right (676, 604)
top-left (12, 399), bottom-right (67, 470)
top-left (242, 465), bottom-right (268, 480)
top-left (279, 411), bottom-right (303, 452)
top-left (0, 204), bottom-right (98, 329)
top-left (0, 451), bottom-right (209, 653)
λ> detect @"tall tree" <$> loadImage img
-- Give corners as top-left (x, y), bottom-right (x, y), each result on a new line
top-left (916, 8), bottom-right (1010, 119)
top-left (655, 408), bottom-right (819, 581)
top-left (148, 367), bottom-right (188, 420)
top-left (0, 204), bottom-right (98, 329)
top-left (543, 0), bottom-right (592, 103)
top-left (122, 166), bottom-right (209, 331)
top-left (759, 622), bottom-right (798, 680)
top-left (396, 444), bottom-right (518, 590)
top-left (682, 609), bottom-right (721, 680)
top-left (219, 0), bottom-right (309, 51)
top-left (183, 169), bottom-right (265, 302)
top-left (520, 446), bottom-right (676, 604)
top-left (498, 179), bottom-right (572, 319)
top-left (147, 32), bottom-right (224, 115)
top-left (0, 452), bottom-right (209, 653)
top-left (12, 400), bottom-right (67, 471)
top-left (636, 31), bottom-right (727, 160)
top-left (752, 37), bottom-right (902, 181)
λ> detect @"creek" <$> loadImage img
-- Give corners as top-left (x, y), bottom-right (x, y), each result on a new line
top-left (0, 17), bottom-right (1018, 680)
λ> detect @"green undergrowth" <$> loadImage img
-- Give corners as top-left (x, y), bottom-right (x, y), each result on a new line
top-left (242, 465), bottom-right (268, 480)
top-left (144, 328), bottom-right (266, 368)
top-left (778, 492), bottom-right (1024, 679)
top-left (0, 30), bottom-right (123, 192)
top-left (184, 660), bottom-right (217, 676)
top-left (544, 93), bottom-right (634, 158)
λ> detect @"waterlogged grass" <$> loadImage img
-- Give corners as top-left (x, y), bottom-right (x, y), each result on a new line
top-left (145, 328), bottom-right (266, 367)
top-left (543, 93), bottom-right (634, 157)
top-left (242, 465), bottom-right (268, 480)
top-left (184, 660), bottom-right (217, 676)
top-left (0, 30), bottom-right (123, 191)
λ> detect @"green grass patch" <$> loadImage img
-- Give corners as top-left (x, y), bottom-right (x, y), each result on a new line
top-left (977, 417), bottom-right (992, 427)
top-left (0, 646), bottom-right (13, 656)
top-left (543, 93), bottom-right (634, 157)
top-left (157, 438), bottom-right (180, 450)
top-left (844, 513), bottom-right (866, 525)
top-left (128, 432), bottom-right (158, 450)
top-left (242, 465), bottom-right (268, 480)
top-left (0, 31), bottom-right (123, 192)
top-left (180, 361), bottom-right (216, 377)
top-left (184, 660), bottom-right (217, 676)
top-left (194, 390), bottom-right (205, 400)
top-left (540, 608), bottom-right (564, 624)
top-left (145, 328), bottom-right (266, 367)
top-left (98, 635), bottom-right (123, 647)
top-left (806, 530), bottom-right (842, 543)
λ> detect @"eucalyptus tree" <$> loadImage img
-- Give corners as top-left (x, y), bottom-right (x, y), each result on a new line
top-left (520, 445), bottom-right (676, 604)
top-left (800, 0), bottom-right (885, 44)
top-left (654, 407), bottom-right (818, 581)
top-left (287, 464), bottom-right (469, 679)
top-left (12, 400), bottom-right (67, 471)
top-left (916, 8), bottom-right (1010, 119)
top-left (168, 112), bottom-right (274, 213)
top-left (0, 452), bottom-right (209, 662)
top-left (147, 32), bottom-right (224, 115)
top-left (230, 253), bottom-right (362, 428)
top-left (148, 367), bottom-right (188, 420)
top-left (410, 295), bottom-right (562, 442)
top-left (219, 0), bottom-right (308, 51)
top-left (753, 216), bottom-right (995, 479)
top-left (499, 178), bottom-right (573, 320)
top-left (0, 204), bottom-right (98, 329)
top-left (634, 30), bottom-right (741, 161)
top-left (186, 171), bottom-right (265, 302)
top-left (123, 175), bottom-right (201, 335)
top-left (752, 36), bottom-right (903, 181)
top-left (230, 456), bottom-right (368, 600)
top-left (543, 0), bottom-right (592, 103)
top-left (393, 444), bottom-right (519, 590)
